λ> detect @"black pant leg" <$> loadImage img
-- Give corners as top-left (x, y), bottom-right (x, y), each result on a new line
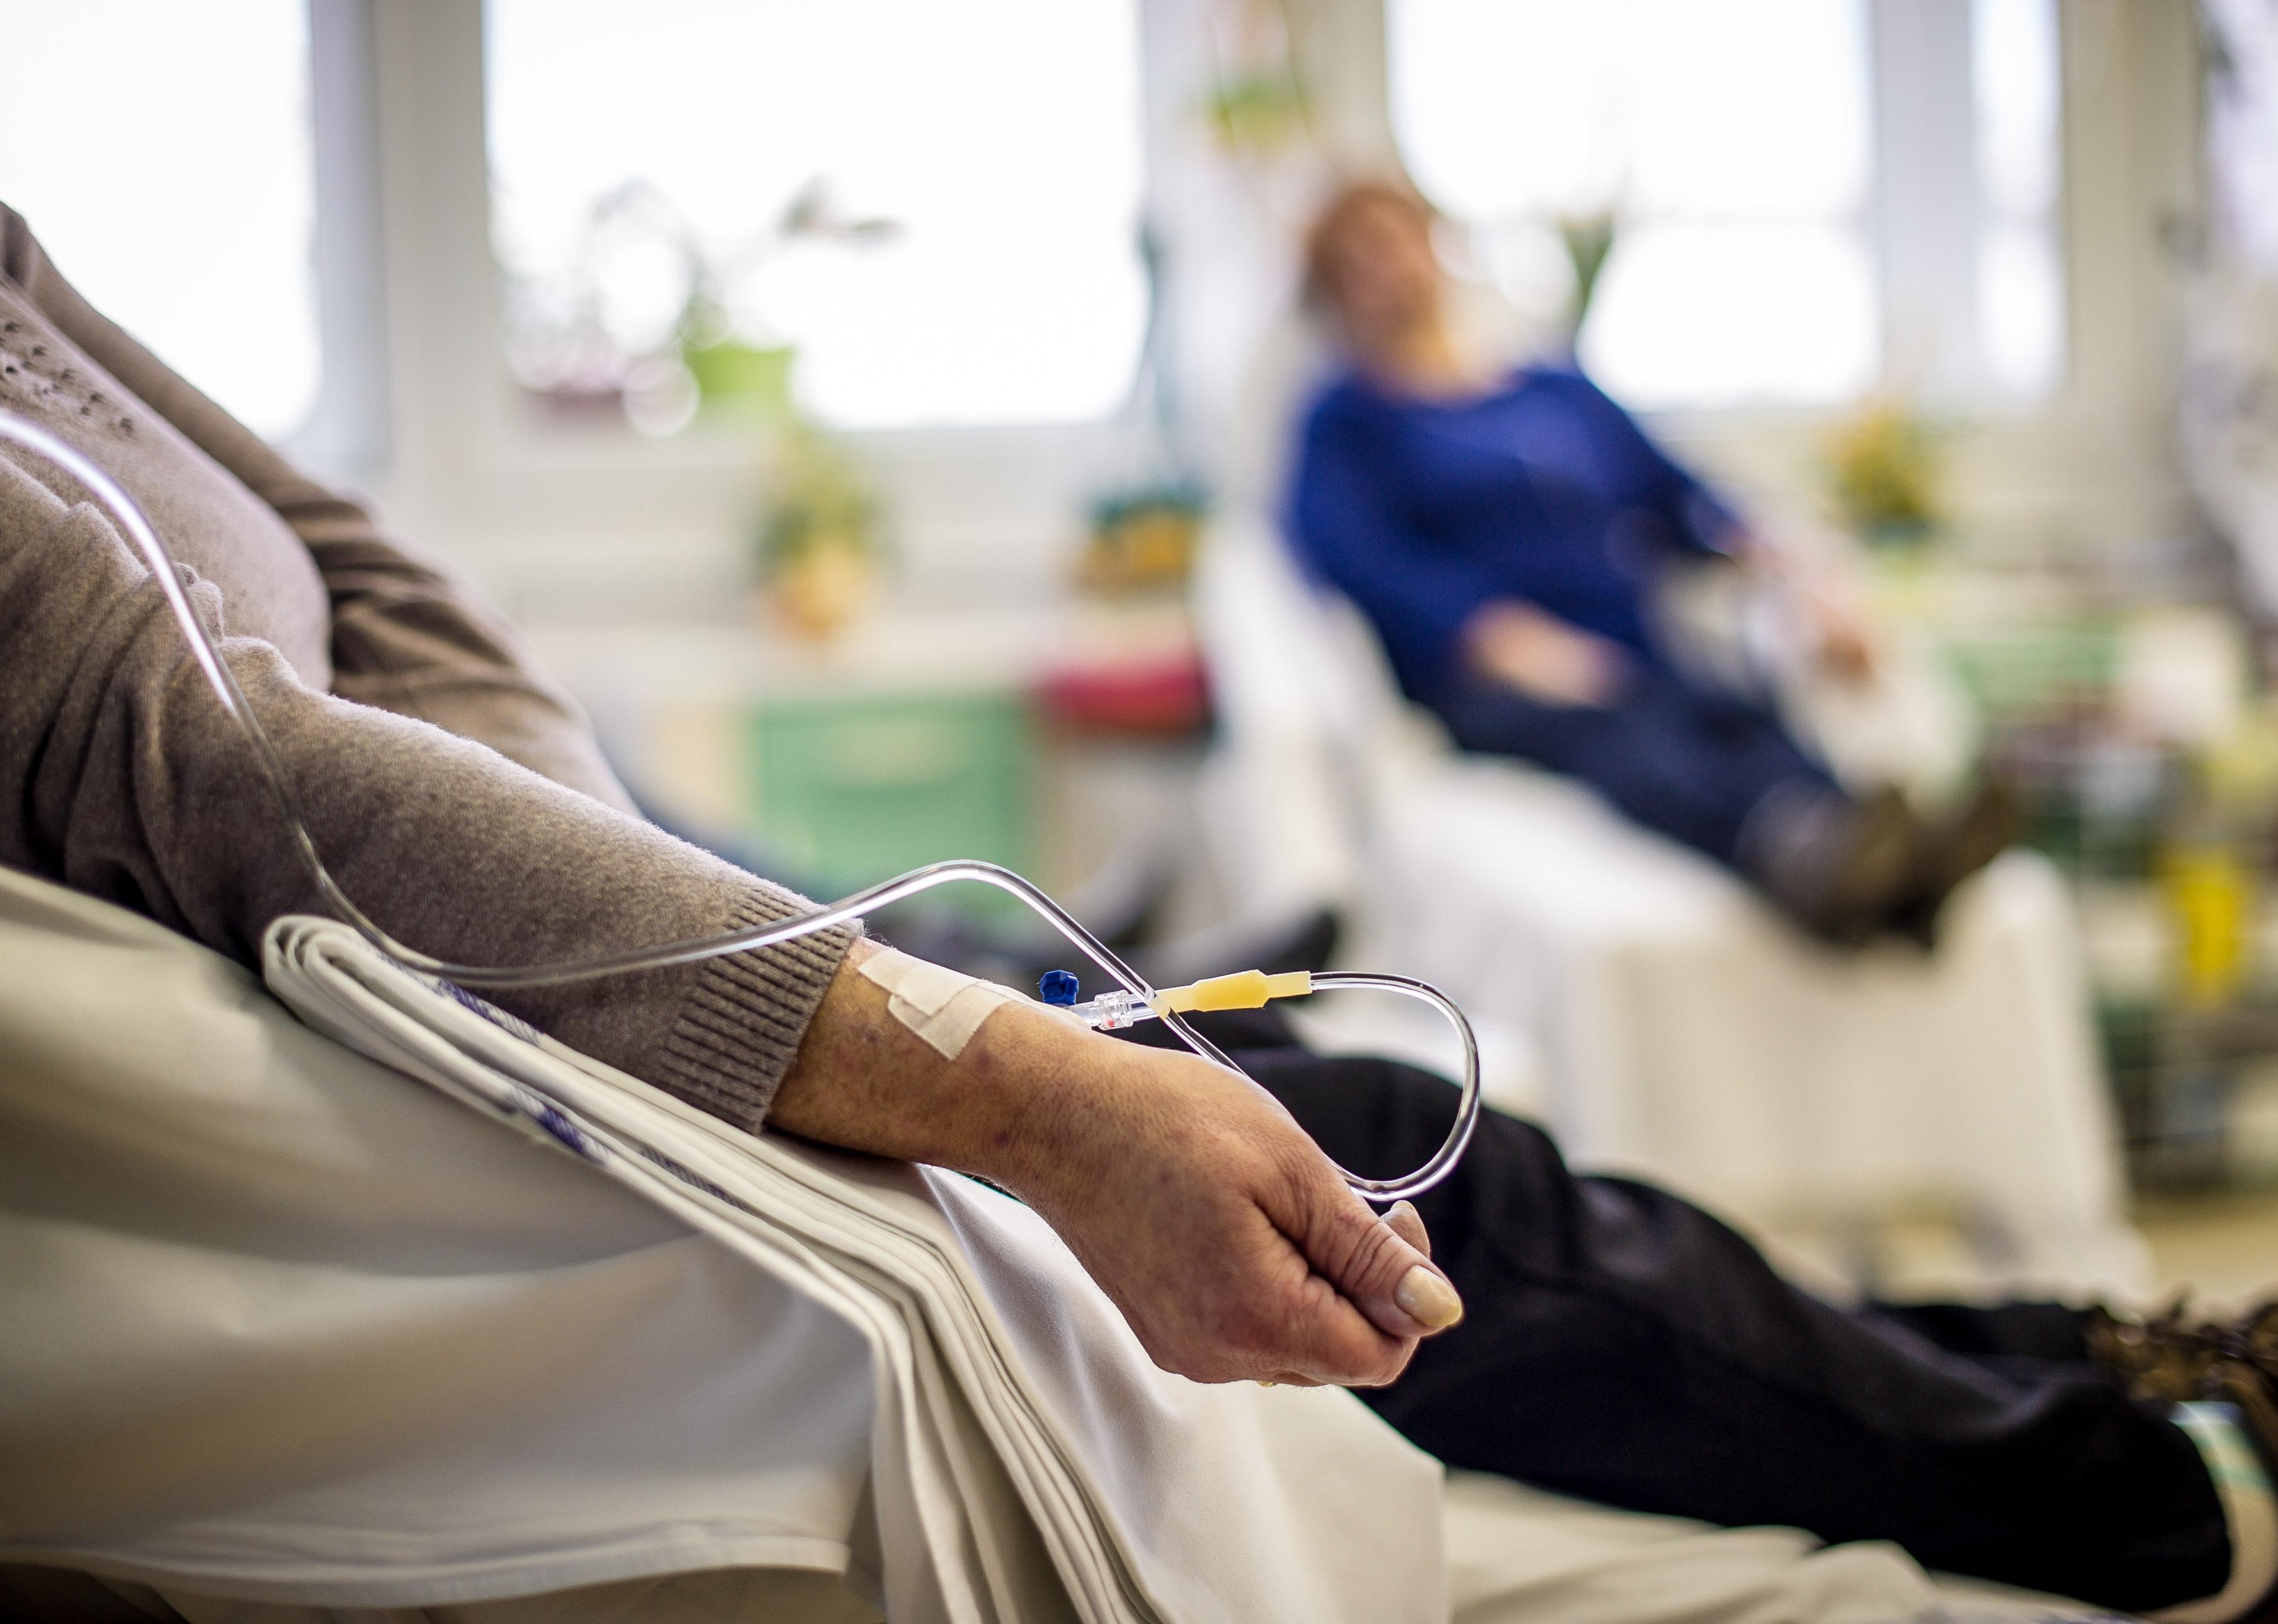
top-left (1864, 1299), bottom-right (2095, 1363)
top-left (1227, 1047), bottom-right (2228, 1614)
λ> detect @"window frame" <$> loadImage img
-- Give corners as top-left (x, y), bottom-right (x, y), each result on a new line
top-left (292, 0), bottom-right (392, 485)
top-left (339, 0), bottom-right (1160, 615)
top-left (380, 4), bottom-right (1154, 471)
top-left (479, 0), bottom-right (1155, 441)
top-left (1387, 0), bottom-right (1887, 414)
top-left (4, 0), bottom-right (344, 458)
top-left (323, 0), bottom-right (2197, 597)
top-left (1383, 0), bottom-right (2067, 417)
top-left (1353, 0), bottom-right (2197, 564)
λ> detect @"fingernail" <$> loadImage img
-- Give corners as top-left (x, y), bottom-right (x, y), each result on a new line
top-left (1386, 1200), bottom-right (1419, 1229)
top-left (1396, 1264), bottom-right (1463, 1330)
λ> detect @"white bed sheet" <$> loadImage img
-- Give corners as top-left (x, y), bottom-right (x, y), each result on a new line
top-left (0, 868), bottom-right (2124, 1622)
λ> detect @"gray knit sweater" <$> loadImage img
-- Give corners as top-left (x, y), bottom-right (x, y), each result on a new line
top-left (0, 206), bottom-right (853, 1129)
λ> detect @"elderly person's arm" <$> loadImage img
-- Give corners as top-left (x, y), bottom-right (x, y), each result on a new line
top-left (0, 458), bottom-right (847, 1123)
top-left (1288, 387), bottom-right (1631, 705)
top-left (3, 207), bottom-right (637, 810)
top-left (0, 463), bottom-right (1453, 1383)
top-left (0, 208), bottom-right (1458, 1387)
top-left (1553, 368), bottom-right (1877, 681)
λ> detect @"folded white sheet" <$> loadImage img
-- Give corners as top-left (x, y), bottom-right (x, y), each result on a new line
top-left (0, 866), bottom-right (1444, 1624)
top-left (1441, 1472), bottom-right (2133, 1624)
top-left (258, 913), bottom-right (1448, 1624)
top-left (0, 869), bottom-right (2131, 1624)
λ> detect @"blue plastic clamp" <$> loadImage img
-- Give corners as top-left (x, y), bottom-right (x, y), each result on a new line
top-left (1038, 969), bottom-right (1081, 1006)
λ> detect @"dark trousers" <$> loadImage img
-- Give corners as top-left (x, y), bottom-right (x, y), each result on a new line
top-left (1120, 1012), bottom-right (2230, 1613)
top-left (1429, 669), bottom-right (1842, 875)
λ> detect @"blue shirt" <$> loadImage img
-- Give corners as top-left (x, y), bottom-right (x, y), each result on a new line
top-left (1283, 365), bottom-right (1740, 701)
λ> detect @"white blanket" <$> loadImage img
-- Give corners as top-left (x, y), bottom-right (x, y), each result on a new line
top-left (0, 869), bottom-right (2124, 1623)
top-left (259, 914), bottom-right (1447, 1624)
top-left (0, 867), bottom-right (1442, 1621)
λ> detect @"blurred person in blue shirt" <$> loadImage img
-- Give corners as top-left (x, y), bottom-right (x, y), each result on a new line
top-left (1284, 181), bottom-right (2009, 947)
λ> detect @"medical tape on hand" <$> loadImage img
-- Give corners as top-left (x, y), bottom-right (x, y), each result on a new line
top-left (856, 946), bottom-right (1027, 1060)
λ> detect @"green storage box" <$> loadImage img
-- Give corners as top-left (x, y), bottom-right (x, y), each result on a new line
top-left (745, 691), bottom-right (1034, 917)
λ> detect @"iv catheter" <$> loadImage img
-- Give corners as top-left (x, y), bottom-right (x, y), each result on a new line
top-left (0, 408), bottom-right (1482, 1201)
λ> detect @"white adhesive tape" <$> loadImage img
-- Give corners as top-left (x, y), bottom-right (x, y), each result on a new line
top-left (856, 945), bottom-right (1026, 1060)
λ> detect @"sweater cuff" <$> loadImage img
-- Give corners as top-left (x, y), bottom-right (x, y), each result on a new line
top-left (652, 885), bottom-right (857, 1132)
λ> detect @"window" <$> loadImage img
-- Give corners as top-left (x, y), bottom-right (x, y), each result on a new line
top-left (485, 0), bottom-right (1150, 434)
top-left (1389, 0), bottom-right (2066, 411)
top-left (1390, 0), bottom-right (1876, 410)
top-left (0, 0), bottom-right (320, 438)
top-left (1975, 0), bottom-right (2064, 399)
top-left (2204, 0), bottom-right (2278, 272)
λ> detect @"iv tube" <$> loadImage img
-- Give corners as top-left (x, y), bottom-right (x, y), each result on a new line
top-left (0, 410), bottom-right (1480, 1201)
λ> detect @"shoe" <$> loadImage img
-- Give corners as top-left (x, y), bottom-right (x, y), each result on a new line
top-left (2089, 1299), bottom-right (2278, 1622)
top-left (1886, 781), bottom-right (2020, 950)
top-left (1758, 786), bottom-right (1920, 948)
top-left (2087, 1298), bottom-right (2278, 1428)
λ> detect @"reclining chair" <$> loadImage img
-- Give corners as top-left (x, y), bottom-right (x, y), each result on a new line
top-left (1193, 305), bottom-right (2148, 1298)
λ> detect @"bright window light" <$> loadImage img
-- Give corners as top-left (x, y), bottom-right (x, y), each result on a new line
top-left (1390, 0), bottom-right (1877, 410)
top-left (485, 0), bottom-right (1149, 433)
top-left (1975, 0), bottom-right (2066, 399)
top-left (0, 0), bottom-right (319, 439)
top-left (2206, 0), bottom-right (2278, 272)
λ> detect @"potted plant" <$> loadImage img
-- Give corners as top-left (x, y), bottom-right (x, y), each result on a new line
top-left (756, 422), bottom-right (882, 640)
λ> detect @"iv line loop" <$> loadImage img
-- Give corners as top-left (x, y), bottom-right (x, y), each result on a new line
top-left (0, 409), bottom-right (1480, 1202)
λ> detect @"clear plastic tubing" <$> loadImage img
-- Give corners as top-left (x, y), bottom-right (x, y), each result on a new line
top-left (0, 409), bottom-right (1480, 1201)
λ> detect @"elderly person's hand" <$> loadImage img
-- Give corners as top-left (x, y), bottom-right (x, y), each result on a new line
top-left (1728, 526), bottom-right (1881, 685)
top-left (1800, 587), bottom-right (1879, 683)
top-left (1464, 599), bottom-right (1633, 707)
top-left (770, 942), bottom-right (1460, 1387)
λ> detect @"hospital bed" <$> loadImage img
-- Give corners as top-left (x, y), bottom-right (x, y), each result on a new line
top-left (0, 865), bottom-right (2127, 1623)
